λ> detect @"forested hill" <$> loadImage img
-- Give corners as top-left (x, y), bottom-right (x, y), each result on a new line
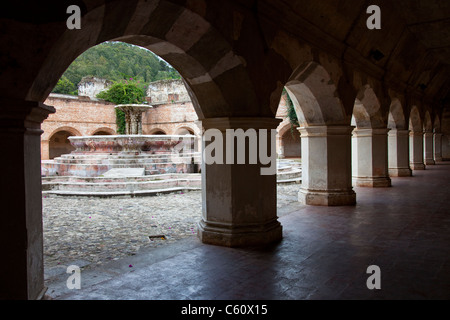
top-left (52, 41), bottom-right (180, 95)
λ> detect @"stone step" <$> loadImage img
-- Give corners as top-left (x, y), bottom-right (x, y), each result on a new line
top-left (42, 187), bottom-right (201, 198)
top-left (43, 178), bottom-right (201, 192)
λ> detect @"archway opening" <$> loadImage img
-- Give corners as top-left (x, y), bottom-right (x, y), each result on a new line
top-left (48, 130), bottom-right (76, 159)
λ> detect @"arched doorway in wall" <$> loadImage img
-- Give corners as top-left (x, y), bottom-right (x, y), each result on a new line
top-left (48, 128), bottom-right (81, 159)
top-left (92, 128), bottom-right (116, 136)
top-left (147, 127), bottom-right (168, 136)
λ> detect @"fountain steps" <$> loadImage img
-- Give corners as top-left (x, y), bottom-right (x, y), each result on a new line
top-left (41, 164), bottom-right (301, 198)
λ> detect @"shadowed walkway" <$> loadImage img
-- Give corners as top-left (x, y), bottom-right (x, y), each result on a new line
top-left (51, 162), bottom-right (450, 300)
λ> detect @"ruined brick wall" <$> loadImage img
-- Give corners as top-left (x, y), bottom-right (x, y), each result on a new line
top-left (41, 94), bottom-right (117, 159)
top-left (41, 83), bottom-right (294, 160)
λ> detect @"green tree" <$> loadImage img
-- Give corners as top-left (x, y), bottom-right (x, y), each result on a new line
top-left (97, 79), bottom-right (147, 134)
top-left (283, 89), bottom-right (299, 136)
top-left (53, 41), bottom-right (181, 93)
top-left (52, 76), bottom-right (77, 95)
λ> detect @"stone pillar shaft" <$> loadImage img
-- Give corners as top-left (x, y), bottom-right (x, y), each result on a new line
top-left (434, 133), bottom-right (443, 162)
top-left (0, 99), bottom-right (55, 299)
top-left (388, 129), bottom-right (412, 177)
top-left (198, 117), bottom-right (282, 247)
top-left (424, 132), bottom-right (435, 165)
top-left (298, 125), bottom-right (356, 206)
top-left (410, 131), bottom-right (425, 170)
top-left (352, 128), bottom-right (391, 187)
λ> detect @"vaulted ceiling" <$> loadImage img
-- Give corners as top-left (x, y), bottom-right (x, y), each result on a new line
top-left (1, 0), bottom-right (449, 110)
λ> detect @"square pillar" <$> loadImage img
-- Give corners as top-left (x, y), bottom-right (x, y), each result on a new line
top-left (388, 129), bottom-right (412, 177)
top-left (0, 99), bottom-right (55, 299)
top-left (410, 131), bottom-right (425, 170)
top-left (198, 117), bottom-right (282, 247)
top-left (352, 128), bottom-right (391, 187)
top-left (434, 133), bottom-right (443, 162)
top-left (298, 126), bottom-right (356, 206)
top-left (423, 132), bottom-right (435, 165)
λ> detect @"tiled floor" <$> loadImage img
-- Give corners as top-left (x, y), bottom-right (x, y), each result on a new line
top-left (54, 163), bottom-right (450, 300)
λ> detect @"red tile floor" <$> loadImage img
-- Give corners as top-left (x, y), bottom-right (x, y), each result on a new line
top-left (53, 162), bottom-right (450, 300)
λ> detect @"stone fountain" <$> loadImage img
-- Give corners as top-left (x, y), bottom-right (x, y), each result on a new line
top-left (41, 104), bottom-right (201, 178)
top-left (41, 104), bottom-right (301, 197)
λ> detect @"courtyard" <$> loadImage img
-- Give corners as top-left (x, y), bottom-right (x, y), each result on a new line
top-left (43, 183), bottom-right (300, 291)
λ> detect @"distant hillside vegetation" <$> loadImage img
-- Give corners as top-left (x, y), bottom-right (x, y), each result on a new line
top-left (52, 41), bottom-right (181, 95)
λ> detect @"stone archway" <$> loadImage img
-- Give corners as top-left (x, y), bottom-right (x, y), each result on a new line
top-left (409, 106), bottom-right (425, 170)
top-left (92, 127), bottom-right (116, 136)
top-left (148, 128), bottom-right (167, 135)
top-left (352, 84), bottom-right (391, 187)
top-left (423, 111), bottom-right (435, 165)
top-left (387, 98), bottom-right (411, 176)
top-left (49, 130), bottom-right (76, 159)
top-left (46, 127), bottom-right (82, 159)
top-left (285, 61), bottom-right (355, 206)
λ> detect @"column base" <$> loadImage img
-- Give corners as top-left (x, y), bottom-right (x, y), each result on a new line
top-left (298, 189), bottom-right (356, 206)
top-left (388, 168), bottom-right (412, 177)
top-left (435, 157), bottom-right (443, 162)
top-left (353, 177), bottom-right (391, 187)
top-left (197, 219), bottom-right (282, 247)
top-left (410, 163), bottom-right (425, 170)
top-left (424, 159), bottom-right (435, 165)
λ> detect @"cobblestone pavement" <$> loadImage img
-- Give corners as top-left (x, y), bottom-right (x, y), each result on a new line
top-left (42, 184), bottom-right (300, 272)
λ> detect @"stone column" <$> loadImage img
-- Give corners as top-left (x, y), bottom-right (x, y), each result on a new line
top-left (198, 117), bottom-right (282, 247)
top-left (388, 129), bottom-right (412, 177)
top-left (298, 126), bottom-right (356, 206)
top-left (0, 99), bottom-right (55, 299)
top-left (410, 131), bottom-right (425, 170)
top-left (352, 128), bottom-right (391, 187)
top-left (423, 132), bottom-right (435, 165)
top-left (434, 132), bottom-right (443, 162)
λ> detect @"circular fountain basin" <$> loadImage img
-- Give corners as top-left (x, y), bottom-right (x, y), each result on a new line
top-left (69, 135), bottom-right (196, 154)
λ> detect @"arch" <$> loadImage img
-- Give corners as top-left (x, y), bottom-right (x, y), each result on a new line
top-left (148, 128), bottom-right (167, 135)
top-left (423, 111), bottom-right (433, 132)
top-left (409, 106), bottom-right (423, 132)
top-left (285, 61), bottom-right (348, 127)
top-left (433, 114), bottom-right (441, 133)
top-left (353, 84), bottom-right (385, 129)
top-left (26, 1), bottom-right (260, 119)
top-left (277, 119), bottom-right (295, 138)
top-left (174, 126), bottom-right (195, 135)
top-left (91, 127), bottom-right (116, 136)
top-left (387, 98), bottom-right (406, 130)
top-left (48, 130), bottom-right (78, 159)
top-left (46, 126), bottom-right (82, 141)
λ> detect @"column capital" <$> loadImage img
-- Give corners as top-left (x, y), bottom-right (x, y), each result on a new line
top-left (0, 99), bottom-right (55, 134)
top-left (298, 125), bottom-right (354, 137)
top-left (409, 131), bottom-right (424, 137)
top-left (200, 117), bottom-right (281, 131)
top-left (352, 128), bottom-right (390, 137)
top-left (388, 129), bottom-right (410, 137)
